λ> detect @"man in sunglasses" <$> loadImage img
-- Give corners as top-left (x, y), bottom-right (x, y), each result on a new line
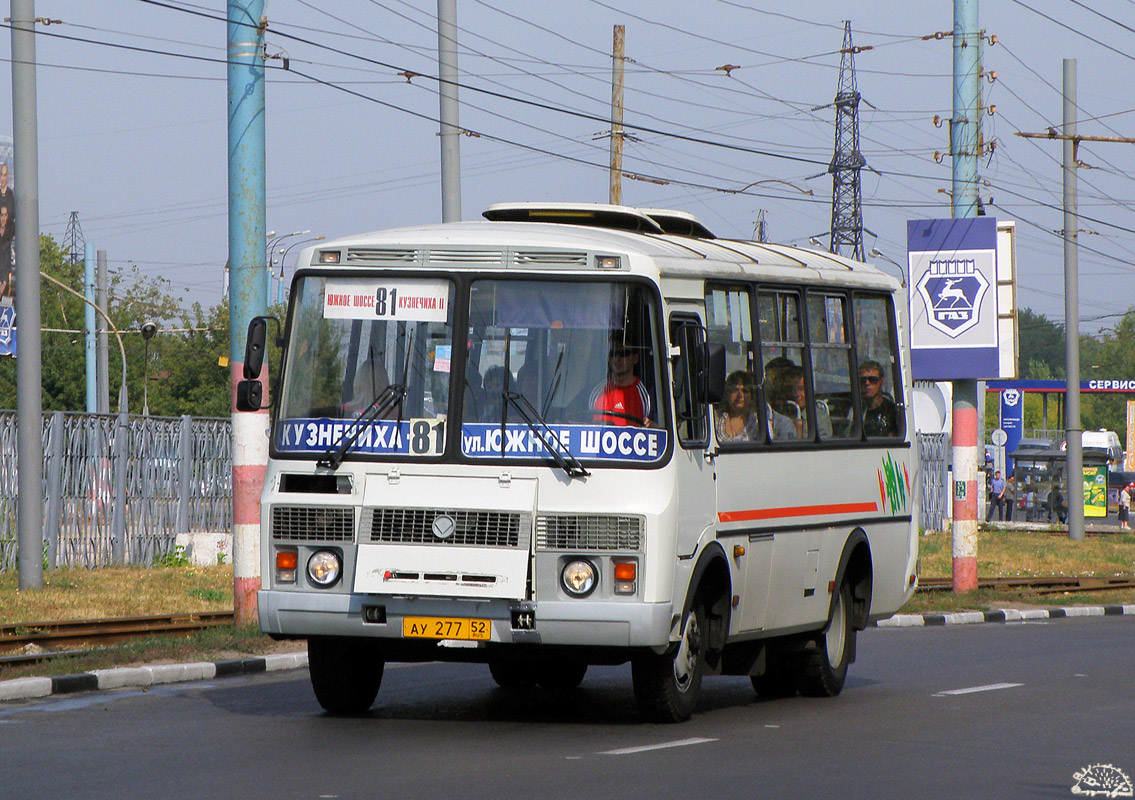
top-left (859, 359), bottom-right (898, 437)
top-left (590, 342), bottom-right (652, 427)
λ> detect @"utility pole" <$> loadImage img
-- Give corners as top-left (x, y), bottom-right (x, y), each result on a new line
top-left (84, 243), bottom-right (96, 413)
top-left (96, 249), bottom-right (109, 415)
top-left (227, 0), bottom-right (267, 625)
top-left (950, 0), bottom-right (981, 593)
top-left (437, 0), bottom-right (461, 222)
top-left (12, 0), bottom-right (43, 591)
top-left (829, 21), bottom-right (866, 260)
top-left (1015, 66), bottom-right (1135, 541)
top-left (609, 24), bottom-right (625, 205)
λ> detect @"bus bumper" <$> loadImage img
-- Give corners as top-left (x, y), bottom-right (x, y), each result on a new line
top-left (258, 589), bottom-right (673, 648)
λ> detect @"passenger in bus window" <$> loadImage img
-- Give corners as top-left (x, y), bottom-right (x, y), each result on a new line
top-left (859, 359), bottom-right (898, 437)
top-left (714, 371), bottom-right (760, 443)
top-left (764, 358), bottom-right (807, 439)
top-left (590, 343), bottom-right (652, 427)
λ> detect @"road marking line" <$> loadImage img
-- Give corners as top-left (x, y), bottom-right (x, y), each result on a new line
top-left (599, 737), bottom-right (718, 756)
top-left (933, 682), bottom-right (1023, 696)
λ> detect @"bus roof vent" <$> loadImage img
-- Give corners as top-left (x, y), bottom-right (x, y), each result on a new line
top-left (638, 208), bottom-right (716, 239)
top-left (483, 202), bottom-right (665, 234)
top-left (427, 249), bottom-right (506, 265)
top-left (513, 250), bottom-right (589, 267)
top-left (345, 247), bottom-right (419, 264)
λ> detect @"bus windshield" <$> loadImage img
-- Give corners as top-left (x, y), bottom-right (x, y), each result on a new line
top-left (273, 274), bottom-right (668, 465)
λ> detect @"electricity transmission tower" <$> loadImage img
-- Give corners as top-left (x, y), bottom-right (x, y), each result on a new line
top-left (63, 210), bottom-right (84, 266)
top-left (828, 21), bottom-right (866, 261)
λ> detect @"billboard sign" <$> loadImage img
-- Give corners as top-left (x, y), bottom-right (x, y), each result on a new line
top-left (908, 218), bottom-right (999, 380)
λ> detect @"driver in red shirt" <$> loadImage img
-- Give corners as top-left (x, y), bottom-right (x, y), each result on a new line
top-left (590, 344), bottom-right (651, 426)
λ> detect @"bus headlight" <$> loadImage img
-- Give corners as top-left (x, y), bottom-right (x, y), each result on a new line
top-left (307, 550), bottom-right (342, 587)
top-left (561, 559), bottom-right (597, 597)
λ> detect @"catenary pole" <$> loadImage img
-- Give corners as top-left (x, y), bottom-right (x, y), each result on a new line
top-left (951, 0), bottom-right (980, 593)
top-left (96, 249), bottom-right (109, 414)
top-left (1063, 59), bottom-right (1084, 541)
top-left (11, 0), bottom-right (42, 591)
top-left (609, 24), bottom-right (625, 205)
top-left (84, 242), bottom-right (96, 412)
top-left (437, 0), bottom-right (461, 222)
top-left (228, 0), bottom-right (268, 625)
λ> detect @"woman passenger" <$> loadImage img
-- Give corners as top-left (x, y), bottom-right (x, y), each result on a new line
top-left (715, 370), bottom-right (760, 443)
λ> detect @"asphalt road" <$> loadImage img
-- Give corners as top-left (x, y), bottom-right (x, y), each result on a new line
top-left (1, 617), bottom-right (1133, 800)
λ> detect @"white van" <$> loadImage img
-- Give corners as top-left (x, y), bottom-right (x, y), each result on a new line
top-left (1080, 429), bottom-right (1123, 465)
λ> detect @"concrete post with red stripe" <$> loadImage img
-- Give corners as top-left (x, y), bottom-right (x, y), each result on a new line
top-left (951, 380), bottom-right (979, 592)
top-left (227, 0), bottom-right (267, 625)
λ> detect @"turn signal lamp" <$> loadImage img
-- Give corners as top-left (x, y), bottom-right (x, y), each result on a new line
top-left (613, 559), bottom-right (637, 595)
top-left (595, 255), bottom-right (622, 270)
top-left (275, 550), bottom-right (297, 584)
top-left (318, 250), bottom-right (341, 264)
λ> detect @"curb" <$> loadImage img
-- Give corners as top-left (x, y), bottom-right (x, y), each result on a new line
top-left (873, 603), bottom-right (1135, 628)
top-left (0, 651), bottom-right (308, 703)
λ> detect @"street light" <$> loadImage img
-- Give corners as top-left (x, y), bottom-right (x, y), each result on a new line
top-left (140, 320), bottom-right (158, 416)
top-left (276, 235), bottom-right (325, 303)
top-left (868, 247), bottom-right (908, 288)
top-left (266, 229), bottom-right (310, 305)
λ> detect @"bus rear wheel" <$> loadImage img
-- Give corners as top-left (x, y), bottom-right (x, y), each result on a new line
top-left (307, 636), bottom-right (384, 714)
top-left (795, 580), bottom-right (854, 697)
top-left (632, 603), bottom-right (705, 723)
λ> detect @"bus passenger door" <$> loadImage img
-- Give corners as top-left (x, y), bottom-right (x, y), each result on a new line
top-left (669, 313), bottom-right (717, 560)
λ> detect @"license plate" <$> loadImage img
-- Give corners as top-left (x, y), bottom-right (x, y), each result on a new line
top-left (402, 616), bottom-right (491, 641)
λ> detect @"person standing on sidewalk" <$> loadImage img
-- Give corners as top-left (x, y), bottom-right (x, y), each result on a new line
top-left (1119, 483), bottom-right (1131, 530)
top-left (986, 470), bottom-right (1006, 522)
top-left (1003, 476), bottom-right (1017, 522)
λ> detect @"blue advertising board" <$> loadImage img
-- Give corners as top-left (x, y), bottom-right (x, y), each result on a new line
top-left (0, 304), bottom-right (14, 357)
top-left (999, 387), bottom-right (1023, 471)
top-left (908, 218), bottom-right (1000, 380)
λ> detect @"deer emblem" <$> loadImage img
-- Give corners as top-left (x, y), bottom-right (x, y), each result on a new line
top-left (936, 277), bottom-right (968, 307)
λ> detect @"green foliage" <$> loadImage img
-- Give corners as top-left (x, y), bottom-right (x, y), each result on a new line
top-left (155, 545), bottom-right (190, 568)
top-left (187, 587), bottom-right (227, 602)
top-left (1018, 307), bottom-right (1065, 380)
top-left (0, 235), bottom-right (231, 416)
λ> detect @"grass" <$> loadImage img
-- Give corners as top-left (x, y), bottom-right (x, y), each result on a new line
top-left (0, 565), bottom-right (299, 680)
top-left (3, 531), bottom-right (1135, 680)
top-left (903, 527), bottom-right (1135, 614)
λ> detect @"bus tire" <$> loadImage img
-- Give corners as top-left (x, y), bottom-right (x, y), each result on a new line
top-left (632, 602), bottom-right (706, 723)
top-left (307, 636), bottom-right (384, 714)
top-left (536, 661), bottom-right (588, 691)
top-left (489, 660), bottom-right (537, 689)
top-left (750, 648), bottom-right (797, 698)
top-left (795, 579), bottom-right (854, 697)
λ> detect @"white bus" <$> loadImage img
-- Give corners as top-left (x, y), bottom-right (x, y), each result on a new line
top-left (239, 202), bottom-right (917, 723)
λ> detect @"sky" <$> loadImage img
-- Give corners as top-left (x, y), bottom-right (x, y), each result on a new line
top-left (1, 0), bottom-right (1133, 332)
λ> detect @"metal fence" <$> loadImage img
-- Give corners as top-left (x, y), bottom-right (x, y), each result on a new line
top-left (0, 411), bottom-right (231, 572)
top-left (917, 431), bottom-right (950, 532)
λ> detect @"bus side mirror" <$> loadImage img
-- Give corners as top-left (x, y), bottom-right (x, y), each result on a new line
top-left (698, 343), bottom-right (726, 404)
top-left (235, 379), bottom-right (262, 412)
top-left (243, 316), bottom-right (268, 380)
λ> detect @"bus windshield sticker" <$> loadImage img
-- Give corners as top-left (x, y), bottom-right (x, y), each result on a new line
top-left (460, 423), bottom-right (666, 462)
top-left (323, 278), bottom-right (450, 323)
top-left (433, 344), bottom-right (452, 373)
top-left (278, 417), bottom-right (445, 456)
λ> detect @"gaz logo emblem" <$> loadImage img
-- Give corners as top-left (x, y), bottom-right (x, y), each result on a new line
top-left (915, 258), bottom-right (989, 338)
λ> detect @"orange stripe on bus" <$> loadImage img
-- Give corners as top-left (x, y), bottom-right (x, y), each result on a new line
top-left (717, 501), bottom-right (879, 523)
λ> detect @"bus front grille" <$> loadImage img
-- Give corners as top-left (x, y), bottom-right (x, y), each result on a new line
top-left (362, 508), bottom-right (530, 548)
top-left (536, 514), bottom-right (644, 552)
top-left (271, 506), bottom-right (355, 542)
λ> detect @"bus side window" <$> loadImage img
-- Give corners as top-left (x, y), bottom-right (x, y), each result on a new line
top-left (758, 289), bottom-right (809, 442)
top-left (806, 293), bottom-right (854, 440)
top-left (669, 315), bottom-right (710, 448)
top-left (852, 293), bottom-right (904, 439)
top-left (704, 285), bottom-right (759, 446)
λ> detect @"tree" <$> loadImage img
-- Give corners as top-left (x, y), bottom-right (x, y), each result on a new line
top-left (0, 235), bottom-right (231, 416)
top-left (1017, 308), bottom-right (1065, 380)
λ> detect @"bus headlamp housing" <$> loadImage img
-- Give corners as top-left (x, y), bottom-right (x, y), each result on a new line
top-left (307, 550), bottom-right (342, 587)
top-left (561, 559), bottom-right (597, 597)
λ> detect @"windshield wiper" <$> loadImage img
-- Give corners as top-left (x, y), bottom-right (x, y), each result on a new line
top-left (503, 390), bottom-right (590, 479)
top-left (317, 383), bottom-right (407, 470)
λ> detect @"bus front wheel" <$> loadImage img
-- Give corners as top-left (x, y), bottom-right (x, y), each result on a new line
top-left (632, 603), bottom-right (706, 723)
top-left (307, 636), bottom-right (384, 714)
top-left (795, 580), bottom-right (854, 697)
